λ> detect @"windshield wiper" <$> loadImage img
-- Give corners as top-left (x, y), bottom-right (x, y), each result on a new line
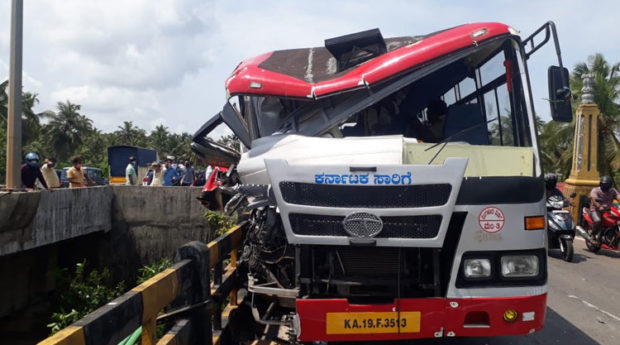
top-left (425, 117), bottom-right (497, 165)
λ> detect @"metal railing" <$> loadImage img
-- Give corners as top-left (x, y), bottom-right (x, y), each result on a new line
top-left (38, 223), bottom-right (247, 345)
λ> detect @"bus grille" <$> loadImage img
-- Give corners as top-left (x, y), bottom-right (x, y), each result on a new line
top-left (289, 214), bottom-right (442, 238)
top-left (335, 247), bottom-right (401, 276)
top-left (279, 182), bottom-right (451, 208)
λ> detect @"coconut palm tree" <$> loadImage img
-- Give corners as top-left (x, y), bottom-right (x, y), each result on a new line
top-left (149, 124), bottom-right (171, 156)
top-left (114, 121), bottom-right (148, 147)
top-left (43, 101), bottom-right (94, 162)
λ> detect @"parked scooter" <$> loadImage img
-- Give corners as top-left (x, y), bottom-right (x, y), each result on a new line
top-left (547, 193), bottom-right (576, 262)
top-left (576, 200), bottom-right (620, 253)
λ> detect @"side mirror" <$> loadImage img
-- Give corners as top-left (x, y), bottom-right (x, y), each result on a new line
top-left (548, 66), bottom-right (572, 122)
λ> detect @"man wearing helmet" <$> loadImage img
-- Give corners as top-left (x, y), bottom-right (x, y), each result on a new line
top-left (20, 152), bottom-right (49, 190)
top-left (545, 174), bottom-right (564, 199)
top-left (590, 175), bottom-right (620, 240)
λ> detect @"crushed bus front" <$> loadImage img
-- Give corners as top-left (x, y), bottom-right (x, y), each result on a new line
top-left (192, 21), bottom-right (569, 342)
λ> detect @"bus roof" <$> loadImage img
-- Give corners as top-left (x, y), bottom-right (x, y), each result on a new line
top-left (225, 22), bottom-right (512, 99)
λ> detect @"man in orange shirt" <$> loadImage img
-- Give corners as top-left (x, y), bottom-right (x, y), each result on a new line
top-left (67, 157), bottom-right (94, 188)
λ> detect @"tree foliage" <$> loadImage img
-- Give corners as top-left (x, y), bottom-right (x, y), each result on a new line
top-left (1, 80), bottom-right (241, 184)
top-left (47, 261), bottom-right (125, 335)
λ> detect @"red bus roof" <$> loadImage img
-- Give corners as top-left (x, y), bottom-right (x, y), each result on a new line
top-left (225, 22), bottom-right (513, 99)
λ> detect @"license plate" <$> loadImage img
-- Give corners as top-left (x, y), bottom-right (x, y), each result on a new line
top-left (326, 311), bottom-right (420, 334)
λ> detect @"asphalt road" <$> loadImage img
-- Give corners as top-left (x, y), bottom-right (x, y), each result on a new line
top-left (407, 237), bottom-right (620, 345)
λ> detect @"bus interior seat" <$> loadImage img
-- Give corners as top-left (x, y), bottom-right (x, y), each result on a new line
top-left (443, 103), bottom-right (489, 145)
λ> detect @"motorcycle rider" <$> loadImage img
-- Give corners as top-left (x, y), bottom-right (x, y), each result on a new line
top-left (590, 175), bottom-right (620, 241)
top-left (545, 174), bottom-right (564, 199)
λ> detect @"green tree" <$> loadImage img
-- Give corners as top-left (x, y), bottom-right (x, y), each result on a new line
top-left (149, 124), bottom-right (171, 157)
top-left (538, 54), bottom-right (619, 181)
top-left (76, 129), bottom-right (111, 173)
top-left (167, 132), bottom-right (193, 161)
top-left (538, 119), bottom-right (573, 175)
top-left (113, 121), bottom-right (148, 147)
top-left (43, 101), bottom-right (94, 162)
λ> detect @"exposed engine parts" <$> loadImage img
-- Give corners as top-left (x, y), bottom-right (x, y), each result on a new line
top-left (242, 207), bottom-right (295, 289)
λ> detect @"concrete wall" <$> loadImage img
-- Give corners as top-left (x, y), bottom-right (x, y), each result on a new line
top-left (0, 186), bottom-right (211, 261)
top-left (111, 186), bottom-right (211, 264)
top-left (0, 185), bottom-right (212, 326)
top-left (0, 187), bottom-right (113, 256)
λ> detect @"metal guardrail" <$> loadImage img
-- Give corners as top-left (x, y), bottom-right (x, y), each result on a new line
top-left (38, 224), bottom-right (247, 345)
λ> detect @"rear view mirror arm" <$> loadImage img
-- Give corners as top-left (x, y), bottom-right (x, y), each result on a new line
top-left (524, 21), bottom-right (563, 69)
top-left (524, 21), bottom-right (568, 90)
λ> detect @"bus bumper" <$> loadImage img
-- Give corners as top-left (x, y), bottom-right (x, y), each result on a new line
top-left (295, 293), bottom-right (546, 341)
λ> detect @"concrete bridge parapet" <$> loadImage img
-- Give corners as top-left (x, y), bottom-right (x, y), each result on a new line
top-left (0, 186), bottom-right (114, 256)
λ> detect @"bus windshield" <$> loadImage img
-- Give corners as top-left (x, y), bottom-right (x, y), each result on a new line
top-left (238, 37), bottom-right (533, 148)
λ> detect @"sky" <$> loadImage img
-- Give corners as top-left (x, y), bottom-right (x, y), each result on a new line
top-left (1, 0), bottom-right (619, 137)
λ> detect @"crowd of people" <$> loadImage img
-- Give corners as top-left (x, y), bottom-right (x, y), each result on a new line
top-left (19, 152), bottom-right (210, 191)
top-left (124, 155), bottom-right (209, 187)
top-left (20, 152), bottom-right (96, 190)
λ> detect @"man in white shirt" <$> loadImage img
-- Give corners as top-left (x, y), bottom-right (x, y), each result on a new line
top-left (40, 157), bottom-right (61, 188)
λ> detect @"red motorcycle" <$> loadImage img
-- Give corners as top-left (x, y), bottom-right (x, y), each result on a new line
top-left (577, 201), bottom-right (620, 253)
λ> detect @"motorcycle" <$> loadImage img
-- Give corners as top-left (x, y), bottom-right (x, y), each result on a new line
top-left (576, 200), bottom-right (620, 253)
top-left (547, 193), bottom-right (576, 262)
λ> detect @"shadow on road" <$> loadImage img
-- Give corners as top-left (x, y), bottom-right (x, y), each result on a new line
top-left (548, 249), bottom-right (590, 263)
top-left (400, 307), bottom-right (601, 344)
top-left (590, 249), bottom-right (620, 259)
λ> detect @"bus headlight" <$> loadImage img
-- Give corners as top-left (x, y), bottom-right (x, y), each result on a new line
top-left (463, 258), bottom-right (491, 278)
top-left (501, 255), bottom-right (539, 277)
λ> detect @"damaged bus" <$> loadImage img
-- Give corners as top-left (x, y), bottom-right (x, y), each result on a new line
top-left (192, 21), bottom-right (572, 342)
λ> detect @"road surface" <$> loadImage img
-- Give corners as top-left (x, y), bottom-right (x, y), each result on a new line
top-left (408, 237), bottom-right (620, 345)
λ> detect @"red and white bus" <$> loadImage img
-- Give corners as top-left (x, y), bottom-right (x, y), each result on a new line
top-left (193, 21), bottom-right (571, 342)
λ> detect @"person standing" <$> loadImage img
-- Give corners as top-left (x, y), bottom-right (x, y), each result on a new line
top-left (20, 152), bottom-right (49, 190)
top-left (144, 163), bottom-right (153, 186)
top-left (163, 158), bottom-right (179, 186)
top-left (180, 160), bottom-right (195, 186)
top-left (150, 162), bottom-right (164, 186)
top-left (67, 156), bottom-right (92, 188)
top-left (40, 157), bottom-right (61, 188)
top-left (125, 156), bottom-right (138, 186)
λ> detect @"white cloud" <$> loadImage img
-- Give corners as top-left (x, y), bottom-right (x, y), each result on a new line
top-left (1, 0), bottom-right (618, 136)
top-left (30, 0), bottom-right (215, 90)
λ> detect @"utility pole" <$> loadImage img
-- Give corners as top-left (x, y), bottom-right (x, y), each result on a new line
top-left (6, 0), bottom-right (23, 189)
